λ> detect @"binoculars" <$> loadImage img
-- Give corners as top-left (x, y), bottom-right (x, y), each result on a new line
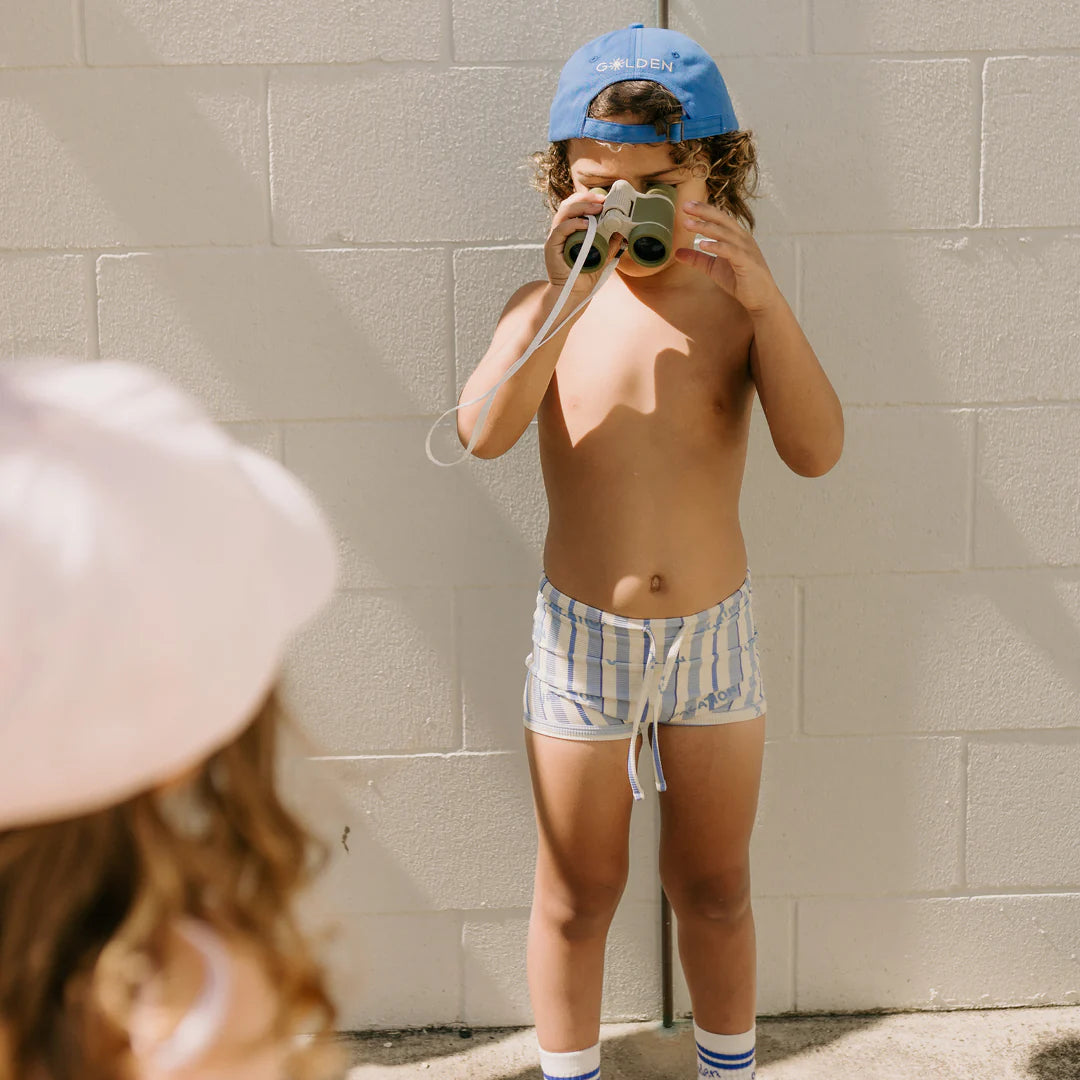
top-left (563, 179), bottom-right (677, 270)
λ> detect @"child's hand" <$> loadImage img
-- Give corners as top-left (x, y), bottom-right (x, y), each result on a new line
top-left (545, 190), bottom-right (618, 290)
top-left (675, 202), bottom-right (782, 315)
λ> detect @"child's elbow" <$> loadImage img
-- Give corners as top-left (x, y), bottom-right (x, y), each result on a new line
top-left (456, 421), bottom-right (507, 460)
top-left (785, 431), bottom-right (844, 478)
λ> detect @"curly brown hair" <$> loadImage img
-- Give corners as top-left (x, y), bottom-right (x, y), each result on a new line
top-left (0, 689), bottom-right (341, 1080)
top-left (532, 79), bottom-right (759, 230)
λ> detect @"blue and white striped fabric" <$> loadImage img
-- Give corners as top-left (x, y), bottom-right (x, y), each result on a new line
top-left (542, 1068), bottom-right (600, 1080)
top-left (523, 570), bottom-right (766, 799)
top-left (696, 1041), bottom-right (756, 1076)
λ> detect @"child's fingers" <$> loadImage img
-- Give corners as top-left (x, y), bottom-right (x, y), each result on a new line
top-left (553, 191), bottom-right (606, 228)
top-left (673, 247), bottom-right (718, 274)
top-left (551, 217), bottom-right (592, 238)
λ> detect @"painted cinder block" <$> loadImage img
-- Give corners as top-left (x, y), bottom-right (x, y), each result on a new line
top-left (453, 247), bottom-right (545, 397)
top-left (975, 407), bottom-right (1080, 568)
top-left (747, 576), bottom-right (797, 740)
top-left (97, 249), bottom-right (452, 422)
top-left (967, 740), bottom-right (1080, 889)
top-left (0, 1), bottom-right (75, 67)
top-left (717, 58), bottom-right (975, 232)
top-left (0, 69), bottom-right (266, 249)
top-left (453, 0), bottom-right (807, 64)
top-left (742, 406), bottom-right (971, 576)
top-left (673, 898), bottom-right (794, 1017)
top-left (797, 895), bottom-right (1080, 1011)
top-left (752, 737), bottom-right (963, 895)
top-left (283, 589), bottom-right (458, 756)
top-left (270, 68), bottom-right (553, 246)
top-left (671, 1), bottom-right (808, 58)
top-left (218, 421), bottom-right (282, 461)
top-left (983, 58), bottom-right (1080, 228)
top-left (284, 419), bottom-right (546, 591)
top-left (463, 900), bottom-right (666, 1026)
top-left (804, 570), bottom-right (1080, 735)
top-left (313, 910), bottom-right (463, 1030)
top-left (802, 234), bottom-right (1080, 406)
top-left (287, 753), bottom-right (537, 915)
top-left (453, 0), bottom-right (652, 62)
top-left (85, 0), bottom-right (440, 65)
top-left (813, 0), bottom-right (1080, 53)
top-left (458, 585), bottom-right (539, 752)
top-left (0, 255), bottom-right (88, 359)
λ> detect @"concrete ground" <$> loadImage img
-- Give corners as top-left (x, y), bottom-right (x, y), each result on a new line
top-left (341, 1006), bottom-right (1080, 1079)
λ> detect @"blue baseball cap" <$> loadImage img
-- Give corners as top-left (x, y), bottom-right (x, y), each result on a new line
top-left (548, 23), bottom-right (738, 144)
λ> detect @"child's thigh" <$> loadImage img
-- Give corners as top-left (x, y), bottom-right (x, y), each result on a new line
top-left (525, 728), bottom-right (637, 888)
top-left (656, 715), bottom-right (767, 876)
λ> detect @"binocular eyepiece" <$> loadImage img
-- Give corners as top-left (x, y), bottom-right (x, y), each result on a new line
top-left (564, 180), bottom-right (677, 271)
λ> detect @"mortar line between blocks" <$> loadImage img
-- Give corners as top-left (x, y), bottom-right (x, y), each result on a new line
top-left (72, 0), bottom-right (87, 64)
top-left (793, 236), bottom-right (803, 322)
top-left (450, 586), bottom-right (465, 751)
top-left (791, 900), bottom-right (800, 1011)
top-left (975, 57), bottom-right (987, 227)
top-left (445, 247), bottom-right (458, 412)
top-left (794, 581), bottom-right (805, 735)
top-left (968, 411), bottom-right (979, 568)
top-left (457, 913), bottom-right (467, 1025)
top-left (959, 736), bottom-right (969, 891)
top-left (86, 254), bottom-right (100, 360)
top-left (263, 69), bottom-right (274, 244)
top-left (441, 0), bottom-right (454, 65)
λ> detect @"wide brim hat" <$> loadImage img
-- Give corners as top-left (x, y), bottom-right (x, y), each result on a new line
top-left (0, 359), bottom-right (337, 829)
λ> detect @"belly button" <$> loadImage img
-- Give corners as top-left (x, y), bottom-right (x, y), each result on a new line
top-left (650, 574), bottom-right (664, 593)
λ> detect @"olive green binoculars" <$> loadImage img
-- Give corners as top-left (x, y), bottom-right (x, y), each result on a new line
top-left (564, 179), bottom-right (677, 270)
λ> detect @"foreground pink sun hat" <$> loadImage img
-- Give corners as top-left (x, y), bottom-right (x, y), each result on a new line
top-left (0, 359), bottom-right (337, 830)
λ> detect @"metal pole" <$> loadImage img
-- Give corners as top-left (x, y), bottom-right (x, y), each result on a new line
top-left (661, 886), bottom-right (674, 1026)
top-left (657, 0), bottom-right (669, 28)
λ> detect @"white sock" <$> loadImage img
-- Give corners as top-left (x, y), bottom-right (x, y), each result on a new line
top-left (538, 1042), bottom-right (601, 1080)
top-left (694, 1022), bottom-right (756, 1079)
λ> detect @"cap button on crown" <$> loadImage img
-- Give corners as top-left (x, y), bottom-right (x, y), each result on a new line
top-left (629, 22), bottom-right (644, 28)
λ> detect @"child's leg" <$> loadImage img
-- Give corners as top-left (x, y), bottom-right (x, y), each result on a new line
top-left (657, 716), bottom-right (766, 1036)
top-left (525, 728), bottom-right (636, 1056)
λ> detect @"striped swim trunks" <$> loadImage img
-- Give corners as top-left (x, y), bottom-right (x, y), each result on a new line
top-left (523, 570), bottom-right (766, 800)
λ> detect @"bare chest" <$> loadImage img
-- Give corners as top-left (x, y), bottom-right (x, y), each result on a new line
top-left (542, 286), bottom-right (754, 443)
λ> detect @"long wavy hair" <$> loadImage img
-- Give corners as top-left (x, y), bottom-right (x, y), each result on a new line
top-left (532, 79), bottom-right (760, 230)
top-left (0, 688), bottom-right (340, 1080)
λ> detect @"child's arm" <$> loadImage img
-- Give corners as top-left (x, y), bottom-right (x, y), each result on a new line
top-left (456, 189), bottom-right (611, 458)
top-left (676, 201), bottom-right (844, 477)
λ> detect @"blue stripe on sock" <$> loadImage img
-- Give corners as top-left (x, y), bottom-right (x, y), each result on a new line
top-left (696, 1042), bottom-right (755, 1067)
top-left (542, 1069), bottom-right (600, 1080)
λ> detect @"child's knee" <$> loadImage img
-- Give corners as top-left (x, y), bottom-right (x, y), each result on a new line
top-left (662, 865), bottom-right (752, 924)
top-left (534, 873), bottom-right (627, 938)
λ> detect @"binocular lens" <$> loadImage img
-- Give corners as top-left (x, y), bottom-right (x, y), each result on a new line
top-left (631, 235), bottom-right (668, 265)
top-left (567, 242), bottom-right (603, 270)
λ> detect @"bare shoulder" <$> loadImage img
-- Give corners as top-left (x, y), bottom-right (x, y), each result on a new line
top-left (500, 278), bottom-right (550, 314)
top-left (129, 922), bottom-right (286, 1080)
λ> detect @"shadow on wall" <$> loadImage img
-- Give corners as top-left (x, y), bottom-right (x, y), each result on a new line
top-left (18, 1), bottom-right (547, 745)
top-left (19, 0), bottom-right (1079, 1032)
top-left (699, 0), bottom-right (1080, 1016)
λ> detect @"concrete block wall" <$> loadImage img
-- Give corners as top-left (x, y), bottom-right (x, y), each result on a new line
top-left (3, 0), bottom-right (1079, 1029)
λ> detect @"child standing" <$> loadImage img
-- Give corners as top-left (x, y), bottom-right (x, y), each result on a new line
top-left (456, 24), bottom-right (843, 1080)
top-left (0, 360), bottom-right (342, 1080)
